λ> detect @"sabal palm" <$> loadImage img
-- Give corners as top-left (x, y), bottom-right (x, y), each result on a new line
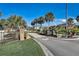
top-left (75, 16), bottom-right (79, 32)
top-left (0, 19), bottom-right (6, 29)
top-left (76, 16), bottom-right (79, 22)
top-left (33, 19), bottom-right (38, 29)
top-left (10, 15), bottom-right (26, 28)
top-left (67, 18), bottom-right (74, 26)
top-left (7, 16), bottom-right (16, 29)
top-left (17, 16), bottom-right (27, 29)
top-left (0, 19), bottom-right (5, 25)
top-left (45, 12), bottom-right (55, 22)
top-left (31, 20), bottom-right (36, 30)
top-left (31, 20), bottom-right (35, 25)
top-left (0, 19), bottom-right (10, 29)
top-left (45, 12), bottom-right (55, 28)
top-left (31, 21), bottom-right (35, 26)
top-left (0, 11), bottom-right (2, 25)
top-left (66, 18), bottom-right (74, 32)
top-left (22, 20), bottom-right (27, 28)
top-left (38, 16), bottom-right (45, 29)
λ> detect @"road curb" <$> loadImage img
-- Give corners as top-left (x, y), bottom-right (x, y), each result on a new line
top-left (29, 34), bottom-right (54, 56)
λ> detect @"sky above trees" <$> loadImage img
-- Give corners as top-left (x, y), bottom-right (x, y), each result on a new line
top-left (0, 3), bottom-right (78, 26)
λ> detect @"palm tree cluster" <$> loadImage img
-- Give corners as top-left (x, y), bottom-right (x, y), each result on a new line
top-left (31, 12), bottom-right (55, 29)
top-left (0, 15), bottom-right (27, 31)
top-left (61, 16), bottom-right (79, 37)
top-left (66, 16), bottom-right (79, 29)
top-left (67, 18), bottom-right (74, 26)
top-left (30, 11), bottom-right (79, 38)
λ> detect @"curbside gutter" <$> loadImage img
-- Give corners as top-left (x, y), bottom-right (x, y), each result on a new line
top-left (29, 34), bottom-right (54, 56)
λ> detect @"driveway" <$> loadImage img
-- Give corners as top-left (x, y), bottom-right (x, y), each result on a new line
top-left (29, 33), bottom-right (79, 56)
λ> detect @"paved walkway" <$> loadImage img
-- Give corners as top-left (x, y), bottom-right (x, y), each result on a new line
top-left (29, 33), bottom-right (79, 56)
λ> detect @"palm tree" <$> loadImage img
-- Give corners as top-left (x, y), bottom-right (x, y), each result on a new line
top-left (14, 16), bottom-right (27, 40)
top-left (67, 18), bottom-right (74, 26)
top-left (6, 15), bottom-right (18, 32)
top-left (0, 19), bottom-right (6, 30)
top-left (33, 19), bottom-right (38, 30)
top-left (0, 19), bottom-right (6, 28)
top-left (7, 15), bottom-right (27, 29)
top-left (76, 16), bottom-right (79, 22)
top-left (31, 20), bottom-right (35, 30)
top-left (0, 12), bottom-right (3, 29)
top-left (17, 16), bottom-right (27, 40)
top-left (7, 15), bottom-right (27, 40)
top-left (45, 12), bottom-right (55, 28)
top-left (66, 18), bottom-right (74, 37)
top-left (7, 16), bottom-right (15, 31)
top-left (22, 20), bottom-right (27, 28)
top-left (0, 11), bottom-right (3, 28)
top-left (1, 20), bottom-right (11, 33)
top-left (45, 12), bottom-right (55, 35)
top-left (76, 16), bottom-right (79, 29)
top-left (38, 16), bottom-right (45, 29)
top-left (10, 15), bottom-right (19, 29)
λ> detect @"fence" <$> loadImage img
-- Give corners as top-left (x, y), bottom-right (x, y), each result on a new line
top-left (0, 30), bottom-right (18, 43)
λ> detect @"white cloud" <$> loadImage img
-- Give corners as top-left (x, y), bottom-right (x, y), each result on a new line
top-left (61, 19), bottom-right (66, 23)
top-left (54, 19), bottom-right (66, 23)
top-left (73, 19), bottom-right (77, 24)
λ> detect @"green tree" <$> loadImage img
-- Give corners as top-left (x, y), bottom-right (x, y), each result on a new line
top-left (7, 15), bottom-right (27, 29)
top-left (67, 18), bottom-right (74, 26)
top-left (45, 12), bottom-right (55, 28)
top-left (31, 20), bottom-right (35, 30)
top-left (33, 19), bottom-right (38, 29)
top-left (0, 19), bottom-right (6, 29)
top-left (76, 16), bottom-right (79, 29)
top-left (38, 16), bottom-right (45, 29)
top-left (76, 16), bottom-right (79, 22)
top-left (66, 18), bottom-right (74, 37)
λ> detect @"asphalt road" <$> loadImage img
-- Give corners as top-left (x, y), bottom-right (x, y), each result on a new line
top-left (29, 33), bottom-right (79, 56)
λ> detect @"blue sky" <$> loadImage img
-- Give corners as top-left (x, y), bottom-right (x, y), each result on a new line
top-left (0, 3), bottom-right (79, 26)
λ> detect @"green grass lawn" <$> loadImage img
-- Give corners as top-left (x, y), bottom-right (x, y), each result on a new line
top-left (0, 39), bottom-right (45, 56)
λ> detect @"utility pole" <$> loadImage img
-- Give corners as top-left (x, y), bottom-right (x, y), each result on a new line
top-left (65, 3), bottom-right (68, 28)
top-left (66, 3), bottom-right (68, 38)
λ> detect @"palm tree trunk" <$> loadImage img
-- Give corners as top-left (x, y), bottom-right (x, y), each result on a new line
top-left (48, 21), bottom-right (50, 30)
top-left (40, 24), bottom-right (42, 29)
top-left (39, 24), bottom-right (43, 32)
top-left (36, 23), bottom-right (38, 32)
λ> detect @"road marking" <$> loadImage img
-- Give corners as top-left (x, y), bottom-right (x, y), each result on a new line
top-left (77, 38), bottom-right (79, 40)
top-left (61, 38), bottom-right (79, 40)
top-left (42, 38), bottom-right (49, 40)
